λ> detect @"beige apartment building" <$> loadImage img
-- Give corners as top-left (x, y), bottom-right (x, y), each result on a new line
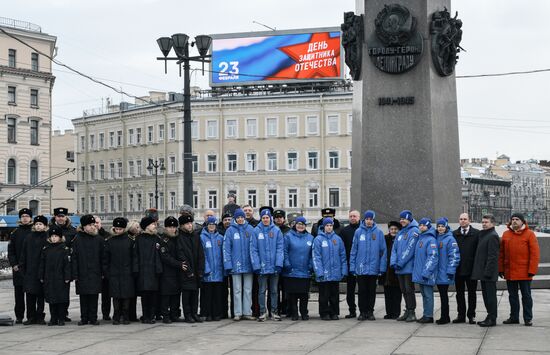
top-left (0, 18), bottom-right (56, 215)
top-left (72, 88), bottom-right (353, 222)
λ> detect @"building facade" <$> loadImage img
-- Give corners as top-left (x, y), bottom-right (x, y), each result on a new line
top-left (0, 18), bottom-right (56, 215)
top-left (51, 129), bottom-right (77, 213)
top-left (72, 89), bottom-right (353, 223)
top-left (462, 176), bottom-right (511, 225)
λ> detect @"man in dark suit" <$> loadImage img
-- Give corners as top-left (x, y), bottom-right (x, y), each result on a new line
top-left (452, 213), bottom-right (479, 324)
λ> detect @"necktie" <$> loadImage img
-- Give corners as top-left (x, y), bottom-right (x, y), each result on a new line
top-left (462, 229), bottom-right (467, 235)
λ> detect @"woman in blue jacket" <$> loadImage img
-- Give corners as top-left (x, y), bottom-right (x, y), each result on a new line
top-left (349, 210), bottom-right (387, 321)
top-left (223, 209), bottom-right (256, 321)
top-left (312, 218), bottom-right (347, 320)
top-left (435, 217), bottom-right (460, 325)
top-left (200, 216), bottom-right (225, 321)
top-left (412, 218), bottom-right (439, 324)
top-left (282, 216), bottom-right (314, 321)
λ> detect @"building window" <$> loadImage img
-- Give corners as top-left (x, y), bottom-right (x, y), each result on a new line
top-left (207, 154), bottom-right (217, 173)
top-left (117, 162), bottom-right (123, 178)
top-left (226, 119), bottom-right (237, 138)
top-left (29, 200), bottom-right (39, 216)
top-left (169, 122), bottom-right (176, 140)
top-left (8, 49), bottom-right (16, 68)
top-left (117, 194), bottom-right (123, 212)
top-left (117, 130), bottom-right (123, 146)
top-left (109, 131), bottom-right (115, 147)
top-left (80, 165), bottom-right (85, 181)
top-left (7, 159), bottom-right (16, 184)
top-left (266, 117), bottom-right (278, 137)
top-left (99, 196), bottom-right (105, 212)
top-left (267, 153), bottom-right (278, 171)
top-left (109, 195), bottom-right (115, 212)
top-left (90, 196), bottom-right (96, 213)
top-left (327, 115), bottom-right (339, 134)
top-left (286, 116), bottom-right (298, 136)
top-left (227, 154), bottom-right (237, 172)
top-left (192, 155), bottom-right (198, 173)
top-left (306, 116), bottom-right (319, 135)
top-left (246, 119), bottom-right (257, 137)
top-left (193, 191), bottom-right (198, 209)
top-left (137, 193), bottom-right (143, 211)
top-left (347, 114), bottom-right (353, 134)
top-left (287, 152), bottom-right (298, 171)
top-left (348, 150), bottom-right (352, 169)
top-left (89, 134), bottom-right (95, 150)
top-left (29, 160), bottom-right (39, 185)
top-left (31, 53), bottom-right (39, 71)
top-left (89, 164), bottom-right (96, 180)
top-left (136, 128), bottom-right (142, 144)
top-left (128, 161), bottom-right (135, 177)
top-left (328, 151), bottom-right (340, 169)
top-left (99, 163), bottom-right (105, 179)
top-left (28, 119), bottom-right (40, 145)
top-left (7, 117), bottom-right (17, 143)
top-left (81, 198), bottom-right (86, 213)
top-left (169, 156), bottom-right (176, 174)
top-left (109, 162), bottom-right (115, 179)
top-left (8, 86), bottom-right (16, 104)
top-left (159, 192), bottom-right (165, 210)
top-left (329, 188), bottom-right (340, 207)
top-left (191, 121), bottom-right (199, 139)
top-left (308, 151), bottom-right (318, 170)
top-left (267, 189), bottom-right (278, 207)
top-left (128, 128), bottom-right (135, 145)
top-left (246, 153), bottom-right (257, 172)
top-left (128, 193), bottom-right (134, 211)
top-left (247, 189), bottom-right (257, 207)
top-left (207, 120), bottom-right (218, 139)
top-left (147, 126), bottom-right (154, 143)
top-left (80, 135), bottom-right (85, 151)
top-left (30, 89), bottom-right (39, 107)
top-left (288, 188), bottom-right (298, 208)
top-left (99, 133), bottom-right (104, 149)
top-left (158, 124), bottom-right (165, 141)
top-left (308, 188), bottom-right (318, 208)
top-left (159, 158), bottom-right (165, 176)
top-left (208, 190), bottom-right (218, 209)
top-left (170, 192), bottom-right (176, 210)
top-left (136, 160), bottom-right (142, 176)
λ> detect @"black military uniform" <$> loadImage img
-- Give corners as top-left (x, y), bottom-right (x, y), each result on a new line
top-left (340, 217), bottom-right (360, 318)
top-left (177, 214), bottom-right (205, 323)
top-left (159, 217), bottom-right (184, 323)
top-left (20, 215), bottom-right (49, 325)
top-left (72, 215), bottom-right (104, 325)
top-left (103, 217), bottom-right (135, 325)
top-left (39, 226), bottom-right (71, 326)
top-left (96, 226), bottom-right (112, 321)
top-left (134, 217), bottom-right (163, 324)
top-left (311, 208), bottom-right (342, 237)
top-left (381, 221), bottom-right (403, 319)
top-left (8, 208), bottom-right (33, 323)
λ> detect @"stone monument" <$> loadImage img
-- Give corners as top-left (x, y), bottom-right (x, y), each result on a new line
top-left (347, 0), bottom-right (463, 222)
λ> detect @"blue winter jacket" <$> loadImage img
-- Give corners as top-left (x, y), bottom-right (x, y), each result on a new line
top-left (390, 219), bottom-right (420, 275)
top-left (349, 222), bottom-right (387, 276)
top-left (223, 220), bottom-right (254, 274)
top-left (200, 228), bottom-right (224, 282)
top-left (412, 227), bottom-right (439, 286)
top-left (250, 221), bottom-right (284, 275)
top-left (312, 230), bottom-right (348, 282)
top-left (435, 229), bottom-right (461, 285)
top-left (282, 229), bottom-right (314, 278)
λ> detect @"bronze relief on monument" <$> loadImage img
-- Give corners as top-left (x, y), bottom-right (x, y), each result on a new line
top-left (430, 8), bottom-right (464, 77)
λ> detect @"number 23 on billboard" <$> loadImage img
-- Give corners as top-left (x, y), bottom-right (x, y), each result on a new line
top-left (219, 61), bottom-right (239, 75)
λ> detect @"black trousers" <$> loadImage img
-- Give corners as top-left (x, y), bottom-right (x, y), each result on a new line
top-left (252, 274), bottom-right (260, 317)
top-left (26, 293), bottom-right (45, 321)
top-left (161, 294), bottom-right (180, 320)
top-left (346, 274), bottom-right (357, 314)
top-left (277, 276), bottom-right (288, 315)
top-left (506, 280), bottom-right (533, 322)
top-left (79, 294), bottom-right (99, 322)
top-left (357, 275), bottom-right (378, 314)
top-left (201, 282), bottom-right (223, 318)
top-left (318, 282), bottom-right (340, 317)
top-left (101, 278), bottom-right (111, 318)
top-left (287, 292), bottom-right (309, 317)
top-left (437, 284), bottom-right (450, 320)
top-left (48, 303), bottom-right (65, 323)
top-left (181, 289), bottom-right (199, 316)
top-left (112, 298), bottom-right (131, 321)
top-left (397, 274), bottom-right (416, 311)
top-left (14, 285), bottom-right (25, 320)
top-left (383, 285), bottom-right (402, 318)
top-left (129, 296), bottom-right (138, 321)
top-left (455, 274), bottom-right (477, 319)
top-left (481, 281), bottom-right (498, 322)
top-left (141, 291), bottom-right (157, 321)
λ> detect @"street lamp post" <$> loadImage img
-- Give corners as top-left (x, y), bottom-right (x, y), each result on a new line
top-left (156, 33), bottom-right (212, 207)
top-left (147, 159), bottom-right (165, 210)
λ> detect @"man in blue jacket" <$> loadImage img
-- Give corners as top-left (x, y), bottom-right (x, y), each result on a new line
top-left (390, 210), bottom-right (419, 322)
top-left (313, 218), bottom-right (347, 320)
top-left (435, 217), bottom-right (460, 325)
top-left (349, 210), bottom-right (387, 321)
top-left (250, 209), bottom-right (284, 321)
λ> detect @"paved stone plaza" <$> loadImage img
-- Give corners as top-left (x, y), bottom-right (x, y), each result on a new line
top-left (0, 280), bottom-right (548, 354)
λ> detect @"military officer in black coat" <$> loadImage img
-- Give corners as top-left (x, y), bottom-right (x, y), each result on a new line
top-left (103, 217), bottom-right (135, 325)
top-left (94, 216), bottom-right (112, 321)
top-left (452, 213), bottom-right (480, 324)
top-left (39, 226), bottom-right (71, 326)
top-left (20, 215), bottom-right (49, 325)
top-left (311, 208), bottom-right (342, 237)
top-left (72, 215), bottom-right (104, 325)
top-left (8, 208), bottom-right (33, 323)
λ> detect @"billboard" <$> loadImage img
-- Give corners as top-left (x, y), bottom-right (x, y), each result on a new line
top-left (210, 27), bottom-right (343, 87)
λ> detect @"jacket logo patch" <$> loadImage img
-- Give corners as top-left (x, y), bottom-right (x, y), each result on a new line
top-left (258, 233), bottom-right (265, 240)
top-left (419, 241), bottom-right (423, 248)
top-left (155, 243), bottom-right (160, 249)
top-left (217, 240), bottom-right (222, 246)
top-left (372, 235), bottom-right (376, 240)
top-left (205, 241), bottom-right (212, 248)
top-left (322, 241), bottom-right (329, 247)
top-left (269, 232), bottom-right (273, 238)
top-left (431, 244), bottom-right (437, 248)
top-left (360, 234), bottom-right (366, 241)
top-left (233, 233), bottom-right (240, 240)
top-left (332, 239), bottom-right (337, 245)
top-left (440, 242), bottom-right (443, 248)
top-left (306, 241), bottom-right (312, 246)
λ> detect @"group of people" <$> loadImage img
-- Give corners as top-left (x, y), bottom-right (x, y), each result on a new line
top-left (7, 202), bottom-right (540, 328)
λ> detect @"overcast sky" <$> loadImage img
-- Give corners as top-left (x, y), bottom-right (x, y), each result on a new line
top-left (5, 0), bottom-right (550, 162)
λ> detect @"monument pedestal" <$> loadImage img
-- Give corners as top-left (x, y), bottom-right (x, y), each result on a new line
top-left (351, 0), bottom-right (462, 222)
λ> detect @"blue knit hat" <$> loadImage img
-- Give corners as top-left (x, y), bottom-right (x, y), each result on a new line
top-left (418, 218), bottom-right (432, 229)
top-left (364, 210), bottom-right (376, 220)
top-left (295, 216), bottom-right (307, 225)
top-left (436, 217), bottom-right (449, 228)
top-left (399, 210), bottom-right (413, 221)
top-left (206, 216), bottom-right (217, 225)
top-left (234, 208), bottom-right (245, 219)
top-left (260, 209), bottom-right (272, 218)
top-left (322, 217), bottom-right (334, 226)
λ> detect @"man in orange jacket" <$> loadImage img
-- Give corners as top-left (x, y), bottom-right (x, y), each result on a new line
top-left (499, 213), bottom-right (540, 326)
